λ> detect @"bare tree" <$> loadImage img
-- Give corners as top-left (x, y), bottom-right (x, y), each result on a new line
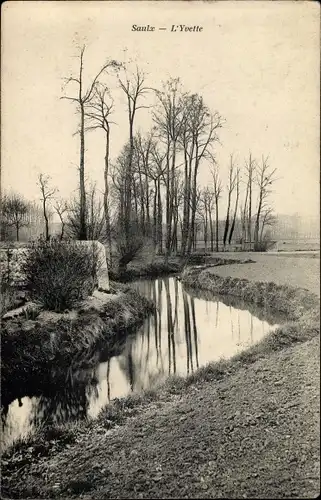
top-left (61, 45), bottom-right (120, 240)
top-left (244, 153), bottom-right (256, 249)
top-left (199, 187), bottom-right (215, 252)
top-left (211, 165), bottom-right (223, 252)
top-left (1, 193), bottom-right (30, 241)
top-left (85, 82), bottom-right (115, 262)
top-left (189, 118), bottom-right (222, 254)
top-left (153, 78), bottom-right (186, 260)
top-left (260, 207), bottom-right (276, 243)
top-left (67, 183), bottom-right (105, 241)
top-left (38, 174), bottom-right (57, 241)
top-left (133, 130), bottom-right (157, 236)
top-left (118, 66), bottom-right (150, 242)
top-left (228, 166), bottom-right (241, 245)
top-left (223, 155), bottom-right (237, 249)
top-left (150, 144), bottom-right (167, 254)
top-left (179, 93), bottom-right (223, 255)
top-left (254, 156), bottom-right (277, 250)
top-left (54, 199), bottom-right (68, 240)
top-left (240, 177), bottom-right (249, 249)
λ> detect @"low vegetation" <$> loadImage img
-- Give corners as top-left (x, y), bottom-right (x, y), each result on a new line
top-left (0, 246), bottom-right (26, 318)
top-left (1, 238), bottom-right (155, 418)
top-left (109, 252), bottom-right (251, 282)
top-left (1, 286), bottom-right (154, 406)
top-left (22, 238), bottom-right (102, 312)
top-left (181, 266), bottom-right (319, 321)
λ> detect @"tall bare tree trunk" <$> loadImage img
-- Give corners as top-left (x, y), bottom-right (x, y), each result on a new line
top-left (157, 178), bottom-right (163, 254)
top-left (43, 198), bottom-right (49, 241)
top-left (209, 211), bottom-right (214, 252)
top-left (62, 48), bottom-right (118, 240)
top-left (204, 206), bottom-right (208, 252)
top-left (215, 198), bottom-right (219, 252)
top-left (153, 179), bottom-right (158, 249)
top-left (246, 153), bottom-right (255, 250)
top-left (104, 129), bottom-right (112, 264)
top-left (228, 168), bottom-right (240, 245)
top-left (79, 102), bottom-right (87, 240)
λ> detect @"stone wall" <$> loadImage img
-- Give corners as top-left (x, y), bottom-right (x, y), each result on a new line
top-left (75, 240), bottom-right (110, 291)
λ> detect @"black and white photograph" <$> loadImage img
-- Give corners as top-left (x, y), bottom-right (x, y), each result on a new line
top-left (1, 1), bottom-right (320, 498)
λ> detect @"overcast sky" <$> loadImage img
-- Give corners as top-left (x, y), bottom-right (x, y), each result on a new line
top-left (1, 0), bottom-right (320, 217)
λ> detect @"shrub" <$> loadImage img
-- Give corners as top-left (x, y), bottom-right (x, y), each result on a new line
top-left (114, 232), bottom-right (146, 274)
top-left (0, 246), bottom-right (21, 318)
top-left (254, 237), bottom-right (276, 252)
top-left (22, 238), bottom-right (101, 312)
top-left (1, 273), bottom-right (16, 318)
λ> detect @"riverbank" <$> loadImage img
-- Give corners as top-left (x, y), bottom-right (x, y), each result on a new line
top-left (108, 254), bottom-right (254, 282)
top-left (3, 336), bottom-right (318, 499)
top-left (181, 267), bottom-right (319, 321)
top-left (1, 283), bottom-right (154, 409)
top-left (2, 266), bottom-right (320, 498)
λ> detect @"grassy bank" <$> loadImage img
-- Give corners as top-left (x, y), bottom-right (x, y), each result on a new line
top-left (2, 266), bottom-right (320, 498)
top-left (109, 254), bottom-right (253, 282)
top-left (181, 267), bottom-right (319, 321)
top-left (109, 260), bottom-right (182, 282)
top-left (1, 283), bottom-right (154, 408)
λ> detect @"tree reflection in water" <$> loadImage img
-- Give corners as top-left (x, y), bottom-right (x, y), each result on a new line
top-left (190, 296), bottom-right (200, 370)
top-left (121, 276), bottom-right (282, 393)
top-left (2, 276), bottom-right (283, 450)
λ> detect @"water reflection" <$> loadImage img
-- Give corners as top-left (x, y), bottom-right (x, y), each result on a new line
top-left (88, 277), bottom-right (282, 413)
top-left (1, 276), bottom-right (282, 450)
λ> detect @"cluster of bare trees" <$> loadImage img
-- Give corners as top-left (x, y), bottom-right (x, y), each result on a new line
top-left (223, 153), bottom-right (276, 251)
top-left (60, 46), bottom-right (277, 265)
top-left (197, 153), bottom-right (277, 253)
top-left (109, 76), bottom-right (224, 263)
top-left (0, 175), bottom-right (106, 244)
top-left (58, 48), bottom-right (224, 265)
top-left (1, 46), bottom-right (277, 262)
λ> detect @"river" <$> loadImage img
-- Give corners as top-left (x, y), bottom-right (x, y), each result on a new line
top-left (1, 276), bottom-right (284, 450)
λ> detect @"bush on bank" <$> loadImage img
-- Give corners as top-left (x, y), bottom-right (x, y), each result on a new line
top-left (22, 238), bottom-right (102, 312)
top-left (0, 246), bottom-right (26, 318)
top-left (1, 287), bottom-right (154, 403)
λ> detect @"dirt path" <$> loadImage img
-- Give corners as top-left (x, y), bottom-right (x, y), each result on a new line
top-left (6, 335), bottom-right (319, 499)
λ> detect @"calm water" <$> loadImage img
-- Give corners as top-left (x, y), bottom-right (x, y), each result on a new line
top-left (1, 277), bottom-right (283, 450)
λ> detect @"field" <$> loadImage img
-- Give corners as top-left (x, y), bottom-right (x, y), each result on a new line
top-left (205, 252), bottom-right (320, 296)
top-left (185, 238), bottom-right (320, 253)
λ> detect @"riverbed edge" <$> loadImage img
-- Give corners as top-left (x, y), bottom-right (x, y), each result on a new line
top-left (108, 255), bottom-right (255, 281)
top-left (1, 283), bottom-right (155, 408)
top-left (2, 269), bottom-right (320, 483)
